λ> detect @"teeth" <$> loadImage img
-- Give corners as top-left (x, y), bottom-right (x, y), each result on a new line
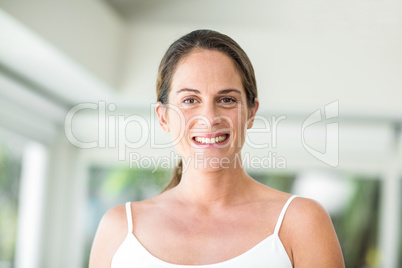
top-left (194, 135), bottom-right (227, 144)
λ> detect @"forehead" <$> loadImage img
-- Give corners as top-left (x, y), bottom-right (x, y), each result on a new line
top-left (171, 50), bottom-right (243, 93)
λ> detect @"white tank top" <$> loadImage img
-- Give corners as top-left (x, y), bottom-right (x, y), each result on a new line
top-left (111, 195), bottom-right (297, 268)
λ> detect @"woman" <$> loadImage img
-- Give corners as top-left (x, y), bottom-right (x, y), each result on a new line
top-left (89, 29), bottom-right (344, 267)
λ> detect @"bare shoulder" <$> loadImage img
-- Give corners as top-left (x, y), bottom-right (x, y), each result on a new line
top-left (281, 197), bottom-right (345, 268)
top-left (101, 204), bottom-right (128, 229)
top-left (283, 197), bottom-right (335, 240)
top-left (286, 197), bottom-right (330, 225)
top-left (88, 204), bottom-right (129, 268)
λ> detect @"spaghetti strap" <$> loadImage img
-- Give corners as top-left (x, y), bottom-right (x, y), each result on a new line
top-left (274, 195), bottom-right (298, 235)
top-left (125, 202), bottom-right (133, 233)
top-left (113, 199), bottom-right (296, 267)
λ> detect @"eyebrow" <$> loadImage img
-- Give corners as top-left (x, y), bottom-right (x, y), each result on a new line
top-left (176, 88), bottom-right (242, 95)
top-left (176, 88), bottom-right (201, 94)
top-left (217, 89), bottom-right (242, 95)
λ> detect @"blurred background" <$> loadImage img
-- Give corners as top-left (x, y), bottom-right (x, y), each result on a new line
top-left (0, 0), bottom-right (401, 267)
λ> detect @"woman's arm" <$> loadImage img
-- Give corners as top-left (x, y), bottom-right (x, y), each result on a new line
top-left (89, 205), bottom-right (127, 268)
top-left (283, 198), bottom-right (345, 268)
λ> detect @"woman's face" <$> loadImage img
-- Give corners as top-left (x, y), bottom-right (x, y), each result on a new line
top-left (157, 49), bottom-right (258, 170)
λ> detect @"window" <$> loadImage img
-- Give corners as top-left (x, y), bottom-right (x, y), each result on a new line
top-left (83, 165), bottom-right (170, 267)
top-left (0, 138), bottom-right (23, 267)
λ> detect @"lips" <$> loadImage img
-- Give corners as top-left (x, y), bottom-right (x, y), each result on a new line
top-left (192, 133), bottom-right (230, 145)
top-left (193, 134), bottom-right (228, 144)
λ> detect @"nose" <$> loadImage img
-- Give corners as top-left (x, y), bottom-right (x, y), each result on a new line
top-left (198, 102), bottom-right (222, 128)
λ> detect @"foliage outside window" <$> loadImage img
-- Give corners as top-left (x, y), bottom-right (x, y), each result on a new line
top-left (0, 143), bottom-right (22, 267)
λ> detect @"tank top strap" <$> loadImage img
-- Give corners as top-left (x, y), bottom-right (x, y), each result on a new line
top-left (125, 202), bottom-right (133, 233)
top-left (273, 195), bottom-right (298, 235)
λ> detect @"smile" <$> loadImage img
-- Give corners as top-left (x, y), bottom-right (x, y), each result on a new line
top-left (193, 134), bottom-right (229, 144)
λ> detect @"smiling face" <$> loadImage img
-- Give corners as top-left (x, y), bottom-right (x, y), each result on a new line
top-left (156, 49), bottom-right (258, 169)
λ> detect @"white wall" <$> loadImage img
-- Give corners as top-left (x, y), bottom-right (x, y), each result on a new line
top-left (0, 0), bottom-right (127, 87)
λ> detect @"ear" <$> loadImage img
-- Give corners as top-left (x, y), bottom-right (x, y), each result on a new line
top-left (247, 98), bottom-right (259, 129)
top-left (155, 101), bottom-right (170, 132)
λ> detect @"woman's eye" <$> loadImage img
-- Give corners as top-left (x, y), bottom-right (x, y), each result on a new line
top-left (183, 98), bottom-right (198, 104)
top-left (220, 97), bottom-right (237, 104)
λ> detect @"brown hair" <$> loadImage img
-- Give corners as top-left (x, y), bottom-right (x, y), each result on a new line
top-left (157, 29), bottom-right (258, 192)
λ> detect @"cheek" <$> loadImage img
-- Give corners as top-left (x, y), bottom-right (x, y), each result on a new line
top-left (166, 108), bottom-right (183, 133)
top-left (235, 110), bottom-right (250, 142)
top-left (230, 106), bottom-right (249, 128)
top-left (166, 108), bottom-right (193, 142)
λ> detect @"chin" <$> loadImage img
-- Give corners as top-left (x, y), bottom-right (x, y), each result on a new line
top-left (191, 151), bottom-right (239, 171)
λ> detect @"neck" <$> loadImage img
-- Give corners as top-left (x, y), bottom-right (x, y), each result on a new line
top-left (172, 156), bottom-right (253, 207)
